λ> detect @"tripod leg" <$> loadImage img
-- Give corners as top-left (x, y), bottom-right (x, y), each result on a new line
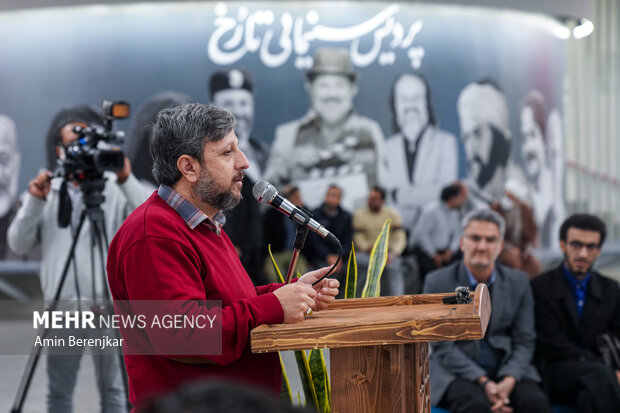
top-left (10, 328), bottom-right (46, 413)
top-left (92, 219), bottom-right (131, 411)
top-left (11, 211), bottom-right (89, 413)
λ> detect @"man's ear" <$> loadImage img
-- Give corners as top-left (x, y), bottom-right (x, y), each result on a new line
top-left (559, 240), bottom-right (566, 254)
top-left (176, 155), bottom-right (200, 184)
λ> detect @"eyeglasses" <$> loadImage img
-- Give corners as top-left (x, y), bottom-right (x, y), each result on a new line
top-left (567, 240), bottom-right (600, 252)
top-left (465, 234), bottom-right (499, 244)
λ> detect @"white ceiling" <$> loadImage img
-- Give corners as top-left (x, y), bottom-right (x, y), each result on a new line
top-left (0, 0), bottom-right (591, 20)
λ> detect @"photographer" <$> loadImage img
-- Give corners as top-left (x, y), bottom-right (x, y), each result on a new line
top-left (8, 105), bottom-right (150, 412)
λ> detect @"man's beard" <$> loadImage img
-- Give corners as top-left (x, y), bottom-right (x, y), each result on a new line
top-left (471, 127), bottom-right (510, 192)
top-left (193, 167), bottom-right (243, 212)
top-left (400, 113), bottom-right (427, 141)
top-left (564, 253), bottom-right (592, 278)
top-left (524, 152), bottom-right (542, 185)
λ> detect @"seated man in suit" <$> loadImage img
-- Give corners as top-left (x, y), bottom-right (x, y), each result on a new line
top-left (531, 214), bottom-right (620, 412)
top-left (423, 209), bottom-right (550, 413)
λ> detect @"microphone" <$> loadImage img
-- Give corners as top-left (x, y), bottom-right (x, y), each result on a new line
top-left (253, 181), bottom-right (340, 245)
top-left (442, 286), bottom-right (472, 305)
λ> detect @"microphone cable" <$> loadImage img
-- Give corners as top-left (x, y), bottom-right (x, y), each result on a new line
top-left (311, 241), bottom-right (342, 286)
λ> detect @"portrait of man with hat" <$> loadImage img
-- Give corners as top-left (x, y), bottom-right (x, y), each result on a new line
top-left (263, 47), bottom-right (386, 211)
top-left (208, 68), bottom-right (270, 285)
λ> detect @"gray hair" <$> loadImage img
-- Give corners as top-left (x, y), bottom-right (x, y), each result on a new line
top-left (461, 208), bottom-right (506, 240)
top-left (150, 103), bottom-right (235, 186)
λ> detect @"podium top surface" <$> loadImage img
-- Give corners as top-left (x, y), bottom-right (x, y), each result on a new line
top-left (252, 284), bottom-right (490, 353)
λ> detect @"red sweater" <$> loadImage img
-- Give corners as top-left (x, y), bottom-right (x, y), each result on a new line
top-left (107, 193), bottom-right (284, 408)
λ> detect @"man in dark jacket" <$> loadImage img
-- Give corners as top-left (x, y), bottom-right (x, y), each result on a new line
top-left (306, 184), bottom-right (352, 277)
top-left (209, 68), bottom-right (269, 284)
top-left (531, 214), bottom-right (620, 412)
top-left (263, 185), bottom-right (310, 281)
top-left (423, 208), bottom-right (550, 413)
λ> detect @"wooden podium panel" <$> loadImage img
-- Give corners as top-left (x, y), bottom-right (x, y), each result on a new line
top-left (252, 284), bottom-right (490, 412)
top-left (330, 343), bottom-right (428, 413)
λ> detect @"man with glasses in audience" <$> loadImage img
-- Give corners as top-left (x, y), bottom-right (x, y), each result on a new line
top-left (423, 209), bottom-right (550, 413)
top-left (531, 214), bottom-right (620, 412)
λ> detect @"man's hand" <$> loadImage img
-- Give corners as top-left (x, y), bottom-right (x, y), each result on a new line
top-left (28, 170), bottom-right (52, 200)
top-left (616, 370), bottom-right (620, 386)
top-left (495, 404), bottom-right (514, 413)
top-left (116, 157), bottom-right (132, 184)
top-left (432, 254), bottom-right (443, 267)
top-left (497, 376), bottom-right (516, 409)
top-left (477, 375), bottom-right (515, 413)
top-left (443, 250), bottom-right (453, 263)
top-left (482, 380), bottom-right (504, 412)
top-left (299, 267), bottom-right (340, 311)
top-left (273, 283), bottom-right (317, 323)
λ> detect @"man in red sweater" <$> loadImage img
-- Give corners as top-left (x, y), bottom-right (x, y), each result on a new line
top-left (107, 103), bottom-right (339, 408)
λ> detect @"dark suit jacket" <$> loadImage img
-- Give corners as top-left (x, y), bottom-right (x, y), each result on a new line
top-left (531, 266), bottom-right (620, 367)
top-left (423, 261), bottom-right (540, 403)
top-left (263, 204), bottom-right (312, 261)
top-left (305, 203), bottom-right (352, 265)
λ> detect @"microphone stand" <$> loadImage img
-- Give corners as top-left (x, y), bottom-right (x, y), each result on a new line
top-left (285, 224), bottom-right (309, 284)
top-left (276, 200), bottom-right (342, 287)
top-left (284, 208), bottom-right (312, 284)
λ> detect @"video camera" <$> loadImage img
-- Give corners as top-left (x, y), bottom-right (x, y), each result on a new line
top-left (55, 101), bottom-right (131, 228)
top-left (56, 100), bottom-right (130, 182)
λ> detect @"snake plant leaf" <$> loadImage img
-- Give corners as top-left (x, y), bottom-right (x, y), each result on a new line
top-left (279, 353), bottom-right (293, 404)
top-left (294, 350), bottom-right (319, 409)
top-left (344, 242), bottom-right (357, 299)
top-left (309, 349), bottom-right (330, 413)
top-left (268, 244), bottom-right (285, 284)
top-left (361, 219), bottom-right (391, 298)
top-left (280, 221), bottom-right (392, 410)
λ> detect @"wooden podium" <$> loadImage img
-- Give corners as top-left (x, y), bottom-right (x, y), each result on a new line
top-left (251, 284), bottom-right (491, 413)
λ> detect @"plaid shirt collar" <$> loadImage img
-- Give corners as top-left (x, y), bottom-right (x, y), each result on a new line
top-left (157, 185), bottom-right (225, 234)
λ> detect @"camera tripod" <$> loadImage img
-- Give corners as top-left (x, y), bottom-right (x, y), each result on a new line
top-left (11, 175), bottom-right (130, 413)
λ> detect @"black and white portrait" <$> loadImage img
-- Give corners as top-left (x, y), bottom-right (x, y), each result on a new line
top-left (384, 73), bottom-right (458, 230)
top-left (264, 48), bottom-right (386, 210)
top-left (209, 68), bottom-right (270, 285)
top-left (519, 90), bottom-right (565, 249)
top-left (0, 115), bottom-right (20, 259)
top-left (458, 80), bottom-right (511, 206)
